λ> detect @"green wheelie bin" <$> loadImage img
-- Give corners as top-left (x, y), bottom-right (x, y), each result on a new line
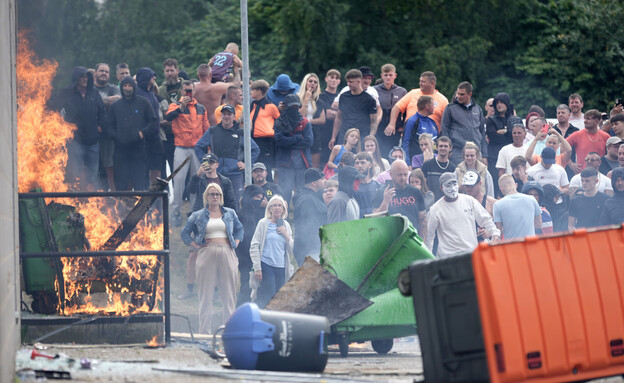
top-left (319, 214), bottom-right (434, 357)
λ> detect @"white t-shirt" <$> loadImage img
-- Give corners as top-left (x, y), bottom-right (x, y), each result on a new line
top-left (569, 172), bottom-right (613, 193)
top-left (496, 144), bottom-right (529, 174)
top-left (569, 114), bottom-right (585, 130)
top-left (334, 86), bottom-right (381, 107)
top-left (527, 162), bottom-right (569, 188)
top-left (426, 194), bottom-right (500, 258)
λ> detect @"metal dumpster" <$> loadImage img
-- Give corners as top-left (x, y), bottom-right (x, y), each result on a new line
top-left (319, 215), bottom-right (434, 356)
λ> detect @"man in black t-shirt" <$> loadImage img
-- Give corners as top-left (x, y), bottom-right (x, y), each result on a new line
top-left (568, 167), bottom-right (609, 229)
top-left (422, 136), bottom-right (456, 201)
top-left (329, 69), bottom-right (377, 149)
top-left (373, 160), bottom-right (427, 237)
top-left (252, 162), bottom-right (283, 202)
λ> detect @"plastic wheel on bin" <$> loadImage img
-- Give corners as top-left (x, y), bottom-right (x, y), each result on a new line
top-left (398, 269), bottom-right (411, 296)
top-left (371, 339), bottom-right (393, 354)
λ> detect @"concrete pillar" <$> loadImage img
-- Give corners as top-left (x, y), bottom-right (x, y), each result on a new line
top-left (0, 1), bottom-right (18, 381)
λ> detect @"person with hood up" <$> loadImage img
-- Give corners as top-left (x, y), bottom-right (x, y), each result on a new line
top-left (440, 82), bottom-right (487, 165)
top-left (599, 167), bottom-right (624, 225)
top-left (541, 183), bottom-right (569, 232)
top-left (105, 76), bottom-right (158, 191)
top-left (266, 74), bottom-right (300, 106)
top-left (522, 181), bottom-right (553, 235)
top-left (486, 92), bottom-right (522, 194)
top-left (274, 94), bottom-right (314, 205)
top-left (135, 68), bottom-right (165, 185)
top-left (292, 168), bottom-right (327, 265)
top-left (50, 66), bottom-right (106, 190)
top-left (327, 165), bottom-right (364, 224)
top-left (235, 184), bottom-right (267, 305)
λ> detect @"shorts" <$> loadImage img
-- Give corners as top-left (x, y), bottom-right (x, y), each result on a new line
top-left (99, 137), bottom-right (115, 168)
top-left (311, 124), bottom-right (324, 154)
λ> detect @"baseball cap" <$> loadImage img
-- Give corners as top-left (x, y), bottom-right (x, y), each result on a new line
top-left (284, 94), bottom-right (302, 108)
top-left (541, 147), bottom-right (556, 165)
top-left (358, 66), bottom-right (374, 78)
top-left (462, 171), bottom-right (480, 186)
top-left (439, 172), bottom-right (457, 187)
top-left (221, 104), bottom-right (236, 114)
top-left (304, 168), bottom-right (324, 184)
top-left (252, 162), bottom-right (267, 171)
top-left (201, 153), bottom-right (219, 163)
top-left (606, 136), bottom-right (622, 147)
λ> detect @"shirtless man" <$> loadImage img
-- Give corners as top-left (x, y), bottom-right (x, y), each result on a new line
top-left (194, 63), bottom-right (231, 126)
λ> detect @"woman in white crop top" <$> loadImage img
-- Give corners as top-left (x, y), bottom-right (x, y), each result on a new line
top-left (183, 183), bottom-right (242, 334)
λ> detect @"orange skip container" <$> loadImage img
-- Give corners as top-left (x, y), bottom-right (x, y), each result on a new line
top-left (472, 226), bottom-right (624, 382)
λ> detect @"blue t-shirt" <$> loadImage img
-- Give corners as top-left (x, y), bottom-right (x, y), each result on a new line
top-left (262, 222), bottom-right (286, 267)
top-left (493, 193), bottom-right (541, 240)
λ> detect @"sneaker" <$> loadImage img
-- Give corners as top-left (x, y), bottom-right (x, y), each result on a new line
top-left (173, 212), bottom-right (182, 227)
top-left (177, 290), bottom-right (196, 300)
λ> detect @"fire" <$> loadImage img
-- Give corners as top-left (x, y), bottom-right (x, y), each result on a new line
top-left (17, 33), bottom-right (163, 316)
top-left (146, 335), bottom-right (160, 347)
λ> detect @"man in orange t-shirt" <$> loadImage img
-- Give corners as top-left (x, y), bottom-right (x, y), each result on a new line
top-left (250, 79), bottom-right (281, 178)
top-left (385, 71), bottom-right (448, 137)
top-left (215, 86), bottom-right (244, 123)
top-left (566, 109), bottom-right (611, 172)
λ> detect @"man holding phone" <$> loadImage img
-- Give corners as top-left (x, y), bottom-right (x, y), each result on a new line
top-left (165, 80), bottom-right (210, 227)
top-left (373, 160), bottom-right (427, 239)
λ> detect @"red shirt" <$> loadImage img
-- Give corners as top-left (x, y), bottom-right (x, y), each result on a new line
top-left (566, 129), bottom-right (610, 170)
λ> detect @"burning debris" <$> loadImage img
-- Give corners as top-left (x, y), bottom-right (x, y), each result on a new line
top-left (17, 33), bottom-right (164, 317)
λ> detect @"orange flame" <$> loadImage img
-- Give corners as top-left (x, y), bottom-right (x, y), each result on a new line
top-left (17, 32), bottom-right (163, 316)
top-left (17, 35), bottom-right (73, 193)
top-left (146, 335), bottom-right (160, 347)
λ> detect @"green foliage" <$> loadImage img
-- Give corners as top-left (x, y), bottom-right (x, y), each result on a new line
top-left (515, 0), bottom-right (624, 112)
top-left (16, 0), bottom-right (624, 116)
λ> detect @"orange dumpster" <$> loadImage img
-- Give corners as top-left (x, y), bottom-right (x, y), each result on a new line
top-left (472, 226), bottom-right (624, 382)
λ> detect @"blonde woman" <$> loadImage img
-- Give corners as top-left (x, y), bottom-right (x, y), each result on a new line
top-left (250, 195), bottom-right (294, 307)
top-left (455, 142), bottom-right (495, 197)
top-left (181, 183), bottom-right (243, 334)
top-left (298, 73), bottom-right (327, 168)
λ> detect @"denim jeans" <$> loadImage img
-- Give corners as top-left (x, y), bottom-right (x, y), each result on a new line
top-left (257, 261), bottom-right (285, 308)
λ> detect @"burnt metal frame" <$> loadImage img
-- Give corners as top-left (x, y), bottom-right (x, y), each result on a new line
top-left (18, 190), bottom-right (171, 344)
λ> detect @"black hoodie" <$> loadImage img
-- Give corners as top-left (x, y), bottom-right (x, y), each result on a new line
top-left (105, 76), bottom-right (158, 149)
top-left (135, 68), bottom-right (164, 155)
top-left (600, 167), bottom-right (624, 225)
top-left (485, 92), bottom-right (522, 159)
top-left (51, 66), bottom-right (106, 145)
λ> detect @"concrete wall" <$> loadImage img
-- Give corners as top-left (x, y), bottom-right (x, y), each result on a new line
top-left (0, 0), bottom-right (18, 381)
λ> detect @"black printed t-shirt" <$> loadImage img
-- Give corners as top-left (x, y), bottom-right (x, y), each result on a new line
top-left (372, 184), bottom-right (425, 228)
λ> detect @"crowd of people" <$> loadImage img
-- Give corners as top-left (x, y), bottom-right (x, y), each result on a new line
top-left (49, 46), bottom-right (624, 333)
